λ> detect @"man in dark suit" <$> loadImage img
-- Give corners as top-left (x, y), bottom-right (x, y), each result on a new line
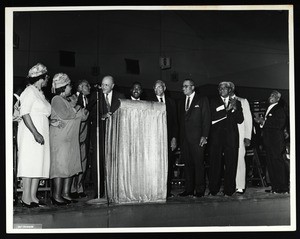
top-left (87, 75), bottom-right (125, 198)
top-left (208, 81), bottom-right (244, 196)
top-left (128, 81), bottom-right (144, 101)
top-left (254, 90), bottom-right (288, 194)
top-left (148, 80), bottom-right (178, 198)
top-left (178, 79), bottom-right (211, 198)
top-left (70, 80), bottom-right (91, 199)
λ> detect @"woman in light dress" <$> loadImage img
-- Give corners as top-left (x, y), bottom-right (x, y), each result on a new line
top-left (17, 63), bottom-right (51, 208)
top-left (49, 73), bottom-right (89, 205)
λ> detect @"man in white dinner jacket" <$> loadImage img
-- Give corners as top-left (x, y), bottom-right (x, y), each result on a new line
top-left (228, 82), bottom-right (253, 194)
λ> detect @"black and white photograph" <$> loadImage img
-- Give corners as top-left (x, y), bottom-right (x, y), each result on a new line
top-left (4, 3), bottom-right (297, 235)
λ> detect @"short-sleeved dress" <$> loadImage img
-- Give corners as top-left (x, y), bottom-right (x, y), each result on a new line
top-left (49, 95), bottom-right (87, 178)
top-left (17, 85), bottom-right (51, 178)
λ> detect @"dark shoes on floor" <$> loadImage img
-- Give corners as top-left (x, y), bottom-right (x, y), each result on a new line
top-left (70, 192), bottom-right (87, 199)
top-left (265, 189), bottom-right (289, 194)
top-left (194, 192), bottom-right (204, 198)
top-left (178, 191), bottom-right (194, 197)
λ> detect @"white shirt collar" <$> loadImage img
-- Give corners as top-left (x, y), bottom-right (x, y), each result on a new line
top-left (131, 96), bottom-right (140, 100)
top-left (156, 94), bottom-right (165, 103)
top-left (13, 93), bottom-right (20, 100)
top-left (265, 102), bottom-right (278, 119)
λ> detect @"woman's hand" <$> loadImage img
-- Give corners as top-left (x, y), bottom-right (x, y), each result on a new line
top-left (33, 132), bottom-right (44, 145)
top-left (69, 94), bottom-right (78, 107)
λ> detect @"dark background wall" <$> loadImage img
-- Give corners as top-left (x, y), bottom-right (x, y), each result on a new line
top-left (12, 9), bottom-right (290, 103)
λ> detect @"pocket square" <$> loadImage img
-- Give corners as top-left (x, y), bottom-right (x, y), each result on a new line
top-left (268, 113), bottom-right (272, 116)
top-left (195, 105), bottom-right (200, 108)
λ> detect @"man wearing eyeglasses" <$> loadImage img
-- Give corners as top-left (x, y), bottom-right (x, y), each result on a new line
top-left (149, 80), bottom-right (178, 198)
top-left (178, 79), bottom-right (211, 198)
top-left (88, 75), bottom-right (125, 199)
top-left (208, 82), bottom-right (244, 197)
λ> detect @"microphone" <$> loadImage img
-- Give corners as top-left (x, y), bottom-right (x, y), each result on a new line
top-left (93, 84), bottom-right (102, 89)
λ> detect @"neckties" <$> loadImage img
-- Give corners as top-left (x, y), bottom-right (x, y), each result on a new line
top-left (159, 97), bottom-right (163, 103)
top-left (223, 98), bottom-right (228, 107)
top-left (185, 96), bottom-right (190, 111)
top-left (105, 94), bottom-right (111, 112)
top-left (83, 95), bottom-right (88, 108)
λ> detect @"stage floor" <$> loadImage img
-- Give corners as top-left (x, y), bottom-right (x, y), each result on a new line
top-left (12, 186), bottom-right (291, 231)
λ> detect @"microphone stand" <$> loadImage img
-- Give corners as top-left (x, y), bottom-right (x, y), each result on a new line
top-left (86, 88), bottom-right (107, 205)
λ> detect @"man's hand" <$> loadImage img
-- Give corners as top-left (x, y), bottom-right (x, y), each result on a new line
top-left (244, 138), bottom-right (251, 147)
top-left (101, 112), bottom-right (112, 120)
top-left (199, 136), bottom-right (208, 147)
top-left (170, 137), bottom-right (177, 151)
top-left (254, 116), bottom-right (265, 126)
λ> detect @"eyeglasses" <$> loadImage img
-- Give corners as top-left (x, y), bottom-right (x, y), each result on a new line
top-left (154, 85), bottom-right (164, 90)
top-left (182, 85), bottom-right (193, 88)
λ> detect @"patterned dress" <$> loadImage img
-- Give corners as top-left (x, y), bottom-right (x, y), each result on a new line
top-left (49, 95), bottom-right (87, 178)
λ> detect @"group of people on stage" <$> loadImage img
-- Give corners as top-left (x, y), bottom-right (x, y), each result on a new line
top-left (13, 62), bottom-right (290, 208)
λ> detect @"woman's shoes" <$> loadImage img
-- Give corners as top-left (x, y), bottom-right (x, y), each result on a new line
top-left (20, 200), bottom-right (37, 208)
top-left (31, 201), bottom-right (47, 207)
top-left (50, 197), bottom-right (68, 206)
top-left (62, 197), bottom-right (78, 204)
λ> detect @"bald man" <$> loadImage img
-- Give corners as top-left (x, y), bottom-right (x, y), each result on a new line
top-left (88, 75), bottom-right (125, 198)
top-left (254, 90), bottom-right (289, 194)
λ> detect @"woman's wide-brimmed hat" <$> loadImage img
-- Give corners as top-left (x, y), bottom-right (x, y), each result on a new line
top-left (27, 63), bottom-right (48, 78)
top-left (51, 73), bottom-right (71, 93)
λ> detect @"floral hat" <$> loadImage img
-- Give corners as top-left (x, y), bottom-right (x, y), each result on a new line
top-left (27, 63), bottom-right (48, 78)
top-left (51, 73), bottom-right (71, 93)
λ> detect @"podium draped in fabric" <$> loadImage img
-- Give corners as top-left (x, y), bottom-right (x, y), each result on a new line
top-left (105, 99), bottom-right (168, 204)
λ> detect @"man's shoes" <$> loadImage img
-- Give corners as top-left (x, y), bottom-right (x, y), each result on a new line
top-left (265, 189), bottom-right (275, 193)
top-left (167, 193), bottom-right (175, 198)
top-left (178, 191), bottom-right (194, 197)
top-left (78, 192), bottom-right (87, 198)
top-left (207, 191), bottom-right (217, 196)
top-left (194, 192), bottom-right (204, 198)
top-left (70, 192), bottom-right (79, 199)
top-left (235, 189), bottom-right (245, 195)
top-left (273, 189), bottom-right (289, 194)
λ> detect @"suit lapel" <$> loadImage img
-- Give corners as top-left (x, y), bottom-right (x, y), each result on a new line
top-left (185, 94), bottom-right (197, 117)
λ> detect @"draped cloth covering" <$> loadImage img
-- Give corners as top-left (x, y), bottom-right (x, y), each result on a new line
top-left (105, 99), bottom-right (168, 204)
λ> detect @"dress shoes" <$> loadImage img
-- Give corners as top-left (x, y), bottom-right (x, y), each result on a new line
top-left (167, 193), bottom-right (175, 198)
top-left (78, 192), bottom-right (87, 198)
top-left (235, 189), bottom-right (245, 195)
top-left (178, 191), bottom-right (194, 197)
top-left (20, 200), bottom-right (36, 208)
top-left (31, 201), bottom-right (47, 207)
top-left (194, 192), bottom-right (204, 198)
top-left (273, 189), bottom-right (289, 194)
top-left (70, 192), bottom-right (79, 199)
top-left (207, 191), bottom-right (218, 196)
top-left (62, 197), bottom-right (78, 204)
top-left (265, 189), bottom-right (275, 193)
top-left (50, 197), bottom-right (68, 206)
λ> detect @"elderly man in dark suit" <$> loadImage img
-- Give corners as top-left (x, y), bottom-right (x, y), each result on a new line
top-left (148, 80), bottom-right (178, 198)
top-left (254, 90), bottom-right (288, 194)
top-left (88, 75), bottom-right (125, 198)
top-left (178, 79), bottom-right (211, 197)
top-left (208, 82), bottom-right (244, 196)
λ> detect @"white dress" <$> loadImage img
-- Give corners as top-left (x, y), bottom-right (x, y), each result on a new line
top-left (17, 85), bottom-right (51, 178)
